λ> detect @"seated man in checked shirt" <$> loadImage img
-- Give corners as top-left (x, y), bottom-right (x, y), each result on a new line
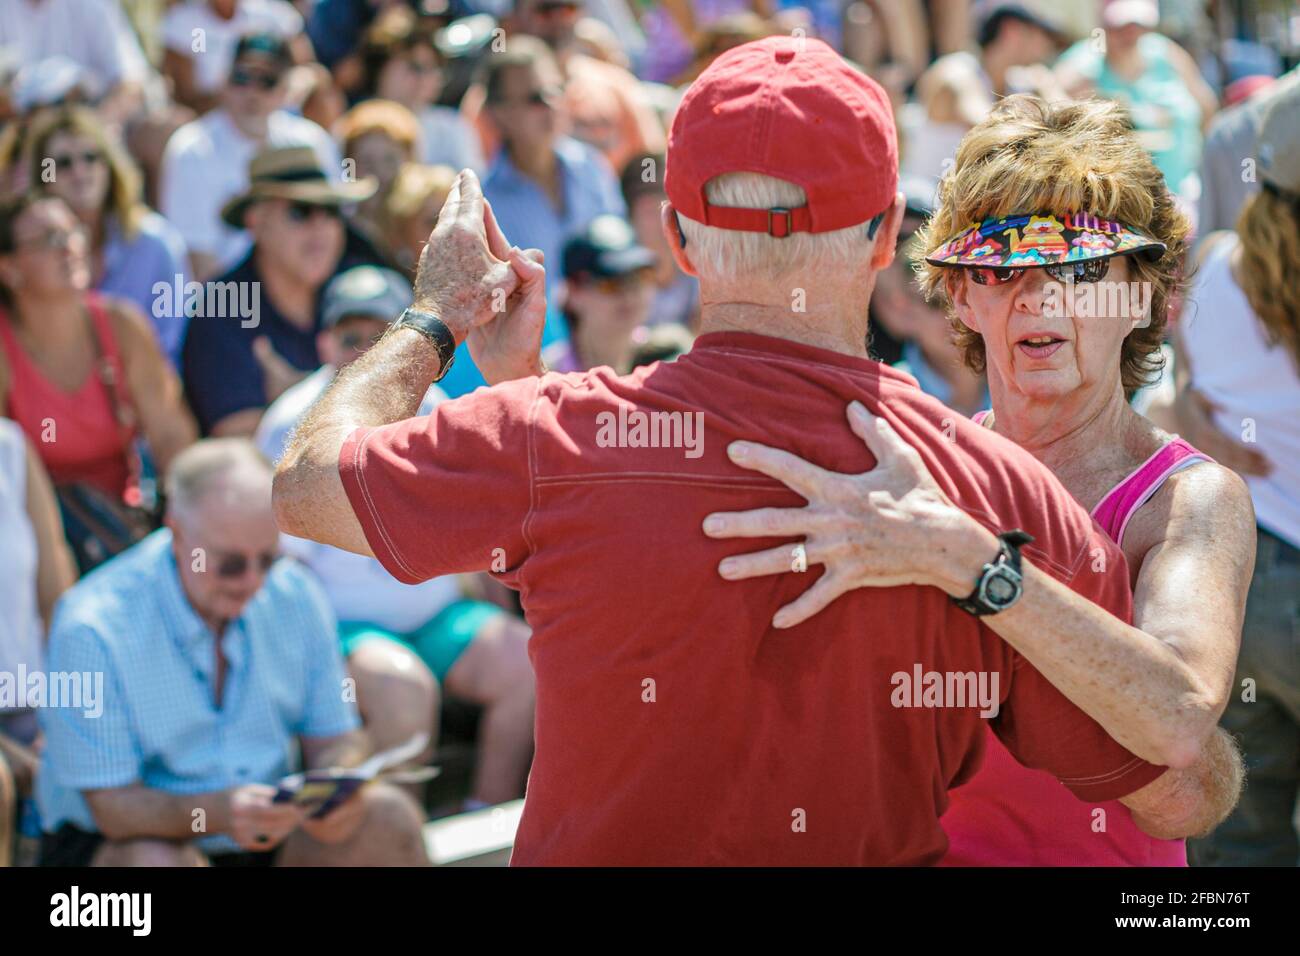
top-left (36, 439), bottom-right (429, 866)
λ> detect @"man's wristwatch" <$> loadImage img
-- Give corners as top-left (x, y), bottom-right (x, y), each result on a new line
top-left (392, 307), bottom-right (457, 381)
top-left (952, 529), bottom-right (1034, 616)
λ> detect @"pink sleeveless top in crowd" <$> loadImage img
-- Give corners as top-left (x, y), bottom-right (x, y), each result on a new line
top-left (0, 294), bottom-right (136, 498)
top-left (941, 412), bottom-right (1213, 866)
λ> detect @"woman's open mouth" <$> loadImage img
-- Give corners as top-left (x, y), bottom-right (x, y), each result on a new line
top-left (1016, 335), bottom-right (1066, 359)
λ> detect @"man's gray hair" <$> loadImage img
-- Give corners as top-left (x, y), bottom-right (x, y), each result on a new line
top-left (165, 438), bottom-right (272, 526)
top-left (677, 172), bottom-right (880, 282)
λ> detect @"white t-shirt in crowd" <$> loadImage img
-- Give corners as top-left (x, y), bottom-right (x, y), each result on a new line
top-left (162, 0), bottom-right (303, 96)
top-left (159, 107), bottom-right (340, 272)
top-left (255, 365), bottom-right (461, 633)
top-left (0, 419), bottom-right (45, 706)
top-left (0, 0), bottom-right (150, 89)
top-left (1183, 233), bottom-right (1300, 548)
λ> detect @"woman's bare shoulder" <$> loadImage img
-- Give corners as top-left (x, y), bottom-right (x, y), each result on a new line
top-left (1128, 459), bottom-right (1255, 566)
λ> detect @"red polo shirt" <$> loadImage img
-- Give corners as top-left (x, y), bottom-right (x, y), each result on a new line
top-left (339, 330), bottom-right (1166, 865)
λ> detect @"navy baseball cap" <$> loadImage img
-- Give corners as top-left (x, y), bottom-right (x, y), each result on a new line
top-left (562, 216), bottom-right (656, 281)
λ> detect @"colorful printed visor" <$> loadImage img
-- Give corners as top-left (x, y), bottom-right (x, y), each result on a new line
top-left (924, 212), bottom-right (1167, 268)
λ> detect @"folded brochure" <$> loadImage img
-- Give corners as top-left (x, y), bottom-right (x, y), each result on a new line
top-left (272, 733), bottom-right (440, 818)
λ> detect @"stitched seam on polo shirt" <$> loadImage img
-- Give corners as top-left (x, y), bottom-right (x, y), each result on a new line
top-left (1057, 755), bottom-right (1151, 785)
top-left (350, 428), bottom-right (422, 582)
top-left (535, 472), bottom-right (777, 485)
top-left (521, 377), bottom-right (543, 561)
top-left (696, 345), bottom-right (891, 379)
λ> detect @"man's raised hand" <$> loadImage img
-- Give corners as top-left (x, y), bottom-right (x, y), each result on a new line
top-left (412, 169), bottom-right (520, 343)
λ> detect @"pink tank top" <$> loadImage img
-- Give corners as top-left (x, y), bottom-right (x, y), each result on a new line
top-left (941, 412), bottom-right (1213, 866)
top-left (0, 294), bottom-right (136, 498)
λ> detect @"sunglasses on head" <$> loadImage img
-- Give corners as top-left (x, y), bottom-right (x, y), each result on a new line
top-left (230, 66), bottom-right (281, 91)
top-left (969, 256), bottom-right (1114, 287)
top-left (213, 549), bottom-right (278, 579)
top-left (285, 202), bottom-right (343, 223)
top-left (51, 150), bottom-right (104, 171)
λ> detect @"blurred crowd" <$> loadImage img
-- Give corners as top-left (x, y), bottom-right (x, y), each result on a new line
top-left (0, 0), bottom-right (1297, 866)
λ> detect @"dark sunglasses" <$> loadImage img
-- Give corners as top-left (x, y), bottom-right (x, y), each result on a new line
top-left (285, 202), bottom-right (343, 223)
top-left (589, 273), bottom-right (650, 295)
top-left (336, 328), bottom-right (385, 351)
top-left (513, 86), bottom-right (562, 108)
top-left (969, 256), bottom-right (1114, 287)
top-left (402, 57), bottom-right (439, 75)
top-left (537, 0), bottom-right (580, 13)
top-left (230, 66), bottom-right (281, 91)
top-left (51, 150), bottom-right (104, 171)
top-left (213, 550), bottom-right (278, 579)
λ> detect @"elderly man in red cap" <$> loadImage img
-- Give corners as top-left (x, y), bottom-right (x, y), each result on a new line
top-left (273, 37), bottom-right (1234, 865)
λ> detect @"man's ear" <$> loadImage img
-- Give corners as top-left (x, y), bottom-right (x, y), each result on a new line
top-left (660, 202), bottom-right (697, 277)
top-left (868, 192), bottom-right (907, 271)
top-left (243, 203), bottom-right (264, 235)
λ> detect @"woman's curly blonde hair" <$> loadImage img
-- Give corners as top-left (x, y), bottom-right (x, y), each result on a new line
top-left (913, 95), bottom-right (1191, 393)
top-left (1236, 187), bottom-right (1300, 371)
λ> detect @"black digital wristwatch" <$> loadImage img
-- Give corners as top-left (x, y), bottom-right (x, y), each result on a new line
top-left (952, 529), bottom-right (1034, 616)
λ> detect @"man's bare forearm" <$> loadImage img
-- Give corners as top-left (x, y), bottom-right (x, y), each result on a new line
top-left (274, 328), bottom-right (445, 550)
top-left (86, 785), bottom-right (231, 842)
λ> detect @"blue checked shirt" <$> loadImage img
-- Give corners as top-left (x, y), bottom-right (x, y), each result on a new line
top-left (482, 135), bottom-right (626, 297)
top-left (37, 529), bottom-right (359, 854)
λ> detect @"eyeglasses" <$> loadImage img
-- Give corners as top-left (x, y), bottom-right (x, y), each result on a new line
top-left (14, 226), bottom-right (88, 251)
top-left (402, 56), bottom-right (439, 76)
top-left (213, 549), bottom-right (278, 579)
top-left (50, 150), bottom-right (104, 172)
top-left (285, 202), bottom-right (343, 223)
top-left (230, 66), bottom-right (281, 91)
top-left (589, 273), bottom-right (650, 296)
top-left (497, 86), bottom-right (562, 109)
top-left (969, 256), bottom-right (1116, 287)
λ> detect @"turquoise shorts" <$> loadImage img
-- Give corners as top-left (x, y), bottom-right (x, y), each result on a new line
top-left (338, 599), bottom-right (502, 682)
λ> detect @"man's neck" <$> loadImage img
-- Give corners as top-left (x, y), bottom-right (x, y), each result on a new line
top-left (225, 106), bottom-right (271, 142)
top-left (697, 298), bottom-right (872, 359)
top-left (574, 325), bottom-right (633, 373)
top-left (509, 141), bottom-right (558, 186)
top-left (253, 251), bottom-right (317, 329)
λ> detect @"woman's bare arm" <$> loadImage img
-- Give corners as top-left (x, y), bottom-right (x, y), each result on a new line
top-left (111, 300), bottom-right (197, 476)
top-left (971, 462), bottom-right (1254, 768)
top-left (703, 402), bottom-right (1256, 768)
top-left (24, 434), bottom-right (77, 632)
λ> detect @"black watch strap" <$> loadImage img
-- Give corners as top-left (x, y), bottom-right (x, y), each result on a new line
top-left (953, 529), bottom-right (1034, 616)
top-left (393, 307), bottom-right (457, 381)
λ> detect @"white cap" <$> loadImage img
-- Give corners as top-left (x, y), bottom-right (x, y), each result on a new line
top-left (13, 57), bottom-right (100, 113)
top-left (1103, 0), bottom-right (1159, 29)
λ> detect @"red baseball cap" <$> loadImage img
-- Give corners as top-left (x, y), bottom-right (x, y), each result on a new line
top-left (664, 35), bottom-right (898, 239)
